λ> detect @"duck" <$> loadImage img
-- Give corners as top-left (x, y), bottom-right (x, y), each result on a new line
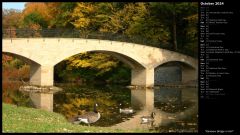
top-left (71, 103), bottom-right (101, 126)
top-left (119, 103), bottom-right (134, 114)
top-left (140, 112), bottom-right (155, 124)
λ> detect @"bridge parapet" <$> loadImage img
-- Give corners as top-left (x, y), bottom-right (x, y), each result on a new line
top-left (2, 28), bottom-right (159, 48)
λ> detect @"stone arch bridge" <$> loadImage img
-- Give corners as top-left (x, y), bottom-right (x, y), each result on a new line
top-left (3, 32), bottom-right (198, 112)
top-left (3, 38), bottom-right (197, 87)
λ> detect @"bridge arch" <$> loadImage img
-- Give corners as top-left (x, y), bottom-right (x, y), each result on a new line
top-left (51, 41), bottom-right (149, 69)
top-left (151, 49), bottom-right (198, 70)
top-left (54, 50), bottom-right (150, 86)
top-left (54, 50), bottom-right (145, 69)
top-left (157, 60), bottom-right (196, 70)
top-left (2, 52), bottom-right (40, 65)
top-left (2, 52), bottom-right (48, 86)
top-left (154, 61), bottom-right (197, 84)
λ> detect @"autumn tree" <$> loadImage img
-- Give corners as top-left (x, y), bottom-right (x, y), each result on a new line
top-left (22, 2), bottom-right (51, 22)
top-left (2, 54), bottom-right (13, 67)
top-left (46, 2), bottom-right (77, 28)
top-left (71, 2), bottom-right (96, 30)
top-left (54, 52), bottom-right (124, 83)
top-left (149, 2), bottom-right (198, 51)
top-left (2, 9), bottom-right (22, 29)
top-left (2, 9), bottom-right (22, 38)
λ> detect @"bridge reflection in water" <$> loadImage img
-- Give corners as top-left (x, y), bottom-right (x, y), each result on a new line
top-left (111, 87), bottom-right (197, 132)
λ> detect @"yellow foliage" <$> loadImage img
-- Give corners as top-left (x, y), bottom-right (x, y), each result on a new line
top-left (71, 2), bottom-right (95, 29)
top-left (22, 2), bottom-right (52, 22)
top-left (73, 98), bottom-right (93, 106)
top-left (63, 103), bottom-right (73, 110)
top-left (65, 52), bottom-right (119, 75)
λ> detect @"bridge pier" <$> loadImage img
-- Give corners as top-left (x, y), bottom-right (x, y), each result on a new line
top-left (131, 68), bottom-right (154, 87)
top-left (30, 63), bottom-right (54, 86)
top-left (29, 63), bottom-right (54, 111)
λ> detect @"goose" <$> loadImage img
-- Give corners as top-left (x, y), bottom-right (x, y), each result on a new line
top-left (119, 103), bottom-right (134, 114)
top-left (140, 112), bottom-right (155, 124)
top-left (71, 103), bottom-right (101, 126)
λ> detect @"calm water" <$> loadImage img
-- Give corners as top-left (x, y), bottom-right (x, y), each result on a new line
top-left (53, 84), bottom-right (198, 132)
top-left (4, 81), bottom-right (197, 132)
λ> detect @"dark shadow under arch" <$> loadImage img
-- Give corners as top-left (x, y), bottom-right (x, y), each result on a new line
top-left (154, 61), bottom-right (197, 84)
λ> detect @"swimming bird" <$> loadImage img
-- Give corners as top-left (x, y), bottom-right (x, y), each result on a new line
top-left (140, 112), bottom-right (155, 124)
top-left (71, 103), bottom-right (101, 126)
top-left (119, 103), bottom-right (134, 114)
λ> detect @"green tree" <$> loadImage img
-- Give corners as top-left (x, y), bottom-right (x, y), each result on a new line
top-left (23, 11), bottom-right (47, 28)
top-left (149, 2), bottom-right (198, 51)
top-left (124, 3), bottom-right (170, 47)
top-left (47, 2), bottom-right (77, 28)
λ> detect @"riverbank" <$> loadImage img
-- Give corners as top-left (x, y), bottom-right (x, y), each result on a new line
top-left (2, 103), bottom-right (155, 133)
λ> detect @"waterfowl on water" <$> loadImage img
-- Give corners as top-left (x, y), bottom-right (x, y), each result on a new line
top-left (141, 112), bottom-right (155, 124)
top-left (71, 103), bottom-right (100, 126)
top-left (119, 103), bottom-right (134, 114)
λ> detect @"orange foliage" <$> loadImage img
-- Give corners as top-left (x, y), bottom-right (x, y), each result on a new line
top-left (29, 23), bottom-right (42, 37)
top-left (18, 65), bottom-right (30, 80)
top-left (45, 2), bottom-right (61, 17)
top-left (2, 54), bottom-right (13, 65)
top-left (2, 9), bottom-right (22, 29)
top-left (2, 65), bottom-right (30, 81)
top-left (2, 81), bottom-right (22, 104)
top-left (2, 65), bottom-right (30, 104)
top-left (22, 2), bottom-right (52, 23)
top-left (29, 23), bottom-right (41, 30)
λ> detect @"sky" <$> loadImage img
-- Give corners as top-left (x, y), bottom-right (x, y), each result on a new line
top-left (2, 2), bottom-right (26, 11)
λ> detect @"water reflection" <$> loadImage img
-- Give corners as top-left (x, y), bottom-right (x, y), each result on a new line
top-left (131, 88), bottom-right (154, 111)
top-left (53, 84), bottom-right (198, 132)
top-left (53, 84), bottom-right (134, 127)
top-left (111, 88), bottom-right (197, 132)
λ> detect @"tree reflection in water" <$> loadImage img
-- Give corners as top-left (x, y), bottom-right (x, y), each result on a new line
top-left (53, 84), bottom-right (198, 132)
top-left (54, 84), bottom-right (134, 126)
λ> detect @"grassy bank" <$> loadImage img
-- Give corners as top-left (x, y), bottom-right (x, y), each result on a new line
top-left (2, 103), bottom-right (154, 133)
